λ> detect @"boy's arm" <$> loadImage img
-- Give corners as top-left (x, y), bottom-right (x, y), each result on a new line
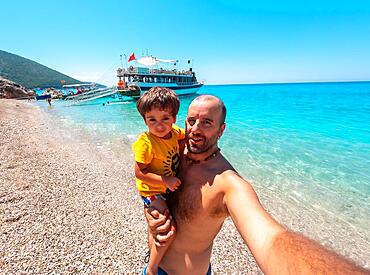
top-left (135, 162), bottom-right (166, 185)
top-left (135, 162), bottom-right (181, 191)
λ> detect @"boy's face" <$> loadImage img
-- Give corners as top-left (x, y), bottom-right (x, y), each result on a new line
top-left (144, 107), bottom-right (176, 139)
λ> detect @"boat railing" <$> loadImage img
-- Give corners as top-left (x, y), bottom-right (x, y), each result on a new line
top-left (117, 68), bottom-right (193, 77)
top-left (126, 79), bottom-right (198, 86)
top-left (149, 69), bottom-right (193, 75)
top-left (177, 81), bottom-right (199, 86)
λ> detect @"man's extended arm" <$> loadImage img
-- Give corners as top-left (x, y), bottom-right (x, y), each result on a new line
top-left (223, 172), bottom-right (367, 275)
top-left (266, 230), bottom-right (368, 274)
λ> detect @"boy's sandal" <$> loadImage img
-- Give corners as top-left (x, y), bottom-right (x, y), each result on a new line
top-left (144, 249), bottom-right (150, 264)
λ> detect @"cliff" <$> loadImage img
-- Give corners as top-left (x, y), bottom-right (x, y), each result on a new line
top-left (0, 77), bottom-right (35, 99)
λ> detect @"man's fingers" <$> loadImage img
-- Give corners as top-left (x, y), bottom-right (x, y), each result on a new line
top-left (153, 237), bottom-right (167, 247)
top-left (153, 239), bottom-right (164, 247)
top-left (151, 216), bottom-right (171, 233)
top-left (145, 207), bottom-right (169, 227)
top-left (147, 207), bottom-right (160, 218)
top-left (156, 230), bottom-right (174, 243)
top-left (149, 214), bottom-right (168, 229)
top-left (153, 223), bottom-right (176, 247)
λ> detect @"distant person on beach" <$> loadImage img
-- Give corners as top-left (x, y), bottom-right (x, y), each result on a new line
top-left (47, 97), bottom-right (52, 106)
top-left (144, 95), bottom-right (367, 274)
top-left (132, 87), bottom-right (184, 275)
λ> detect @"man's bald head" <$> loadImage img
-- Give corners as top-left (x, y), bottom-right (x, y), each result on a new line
top-left (190, 95), bottom-right (227, 125)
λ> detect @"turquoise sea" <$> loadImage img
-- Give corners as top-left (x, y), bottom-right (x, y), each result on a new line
top-left (38, 81), bottom-right (370, 265)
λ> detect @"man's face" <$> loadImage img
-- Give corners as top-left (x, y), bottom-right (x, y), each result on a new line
top-left (185, 99), bottom-right (225, 154)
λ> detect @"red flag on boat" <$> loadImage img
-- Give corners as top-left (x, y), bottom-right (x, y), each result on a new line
top-left (128, 53), bottom-right (136, 62)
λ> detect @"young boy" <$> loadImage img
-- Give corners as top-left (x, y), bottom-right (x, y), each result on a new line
top-left (132, 87), bottom-right (184, 275)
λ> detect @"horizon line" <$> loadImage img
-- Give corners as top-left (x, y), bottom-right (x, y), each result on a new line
top-left (205, 80), bottom-right (370, 86)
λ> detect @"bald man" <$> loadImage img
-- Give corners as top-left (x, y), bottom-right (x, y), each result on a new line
top-left (144, 95), bottom-right (366, 275)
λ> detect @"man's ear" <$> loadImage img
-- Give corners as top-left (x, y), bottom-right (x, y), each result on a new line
top-left (173, 116), bottom-right (177, 124)
top-left (218, 123), bottom-right (226, 138)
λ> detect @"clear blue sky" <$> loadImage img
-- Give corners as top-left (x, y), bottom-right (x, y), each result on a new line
top-left (1, 0), bottom-right (370, 85)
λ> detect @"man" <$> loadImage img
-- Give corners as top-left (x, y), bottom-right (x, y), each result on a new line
top-left (145, 95), bottom-right (366, 275)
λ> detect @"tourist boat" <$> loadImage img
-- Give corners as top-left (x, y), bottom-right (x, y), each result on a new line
top-left (116, 55), bottom-right (203, 98)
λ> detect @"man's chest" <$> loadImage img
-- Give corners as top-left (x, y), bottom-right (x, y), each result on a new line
top-left (173, 166), bottom-right (227, 222)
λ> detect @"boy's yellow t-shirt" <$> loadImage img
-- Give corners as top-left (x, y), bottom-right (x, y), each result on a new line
top-left (132, 125), bottom-right (185, 197)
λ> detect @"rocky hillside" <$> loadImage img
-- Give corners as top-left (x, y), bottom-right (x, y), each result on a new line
top-left (0, 50), bottom-right (81, 89)
top-left (0, 77), bottom-right (35, 99)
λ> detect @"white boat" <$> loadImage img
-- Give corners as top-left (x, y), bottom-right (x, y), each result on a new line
top-left (116, 55), bottom-right (203, 98)
top-left (63, 83), bottom-right (116, 103)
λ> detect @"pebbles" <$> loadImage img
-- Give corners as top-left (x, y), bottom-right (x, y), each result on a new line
top-left (0, 100), bottom-right (260, 274)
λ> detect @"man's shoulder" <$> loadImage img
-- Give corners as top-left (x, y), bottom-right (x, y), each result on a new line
top-left (215, 169), bottom-right (240, 183)
top-left (214, 153), bottom-right (236, 174)
top-left (215, 168), bottom-right (252, 191)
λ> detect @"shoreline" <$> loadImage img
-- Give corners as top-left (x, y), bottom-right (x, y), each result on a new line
top-left (0, 100), bottom-right (260, 273)
top-left (206, 80), bottom-right (370, 86)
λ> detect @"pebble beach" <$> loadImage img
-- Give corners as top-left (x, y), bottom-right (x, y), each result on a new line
top-left (0, 100), bottom-right (261, 274)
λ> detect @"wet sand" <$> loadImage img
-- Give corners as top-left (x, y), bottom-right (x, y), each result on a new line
top-left (0, 100), bottom-right (260, 274)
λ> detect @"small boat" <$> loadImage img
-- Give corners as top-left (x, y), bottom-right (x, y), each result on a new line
top-left (36, 87), bottom-right (63, 100)
top-left (35, 94), bottom-right (51, 100)
top-left (63, 83), bottom-right (116, 104)
top-left (116, 54), bottom-right (203, 98)
top-left (62, 83), bottom-right (98, 98)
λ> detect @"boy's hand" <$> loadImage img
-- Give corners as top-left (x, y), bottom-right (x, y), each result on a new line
top-left (163, 176), bottom-right (181, 191)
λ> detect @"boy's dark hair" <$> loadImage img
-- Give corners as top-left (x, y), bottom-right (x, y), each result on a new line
top-left (136, 87), bottom-right (180, 119)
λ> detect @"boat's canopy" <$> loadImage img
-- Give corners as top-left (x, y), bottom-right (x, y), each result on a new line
top-left (63, 83), bottom-right (96, 88)
top-left (137, 56), bottom-right (178, 67)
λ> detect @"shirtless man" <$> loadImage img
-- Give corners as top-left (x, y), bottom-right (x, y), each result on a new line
top-left (145, 95), bottom-right (366, 275)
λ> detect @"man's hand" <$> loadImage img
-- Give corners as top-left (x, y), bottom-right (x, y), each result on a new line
top-left (145, 207), bottom-right (175, 247)
top-left (163, 176), bottom-right (181, 191)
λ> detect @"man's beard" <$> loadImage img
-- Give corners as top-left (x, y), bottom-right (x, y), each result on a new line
top-left (186, 131), bottom-right (219, 154)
